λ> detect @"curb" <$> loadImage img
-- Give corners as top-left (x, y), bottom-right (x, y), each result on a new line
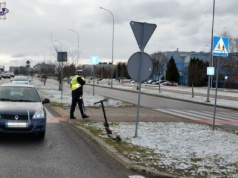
top-left (71, 123), bottom-right (186, 178)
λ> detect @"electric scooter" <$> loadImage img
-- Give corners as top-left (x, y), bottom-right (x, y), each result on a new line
top-left (94, 99), bottom-right (121, 142)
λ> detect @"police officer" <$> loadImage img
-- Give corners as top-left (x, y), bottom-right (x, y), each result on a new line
top-left (70, 70), bottom-right (89, 119)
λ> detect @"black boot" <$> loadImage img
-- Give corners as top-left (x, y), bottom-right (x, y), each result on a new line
top-left (79, 100), bottom-right (89, 119)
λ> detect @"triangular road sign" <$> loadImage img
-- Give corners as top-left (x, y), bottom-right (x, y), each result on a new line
top-left (130, 21), bottom-right (157, 51)
top-left (213, 36), bottom-right (229, 57)
top-left (214, 38), bottom-right (227, 53)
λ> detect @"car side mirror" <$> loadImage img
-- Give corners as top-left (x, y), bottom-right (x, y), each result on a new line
top-left (42, 98), bottom-right (50, 104)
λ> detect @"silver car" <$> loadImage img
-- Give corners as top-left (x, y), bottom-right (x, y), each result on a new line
top-left (0, 83), bottom-right (50, 139)
top-left (11, 75), bottom-right (31, 84)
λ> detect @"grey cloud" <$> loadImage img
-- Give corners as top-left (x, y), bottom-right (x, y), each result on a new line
top-left (11, 53), bottom-right (27, 58)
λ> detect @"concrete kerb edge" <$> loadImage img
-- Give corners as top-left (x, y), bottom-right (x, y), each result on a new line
top-left (73, 124), bottom-right (132, 168)
top-left (72, 123), bottom-right (183, 178)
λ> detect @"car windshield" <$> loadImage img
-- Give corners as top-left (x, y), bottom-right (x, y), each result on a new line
top-left (0, 86), bottom-right (41, 102)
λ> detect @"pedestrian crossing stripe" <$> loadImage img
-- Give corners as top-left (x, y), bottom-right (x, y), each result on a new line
top-left (213, 36), bottom-right (229, 57)
top-left (154, 109), bottom-right (238, 126)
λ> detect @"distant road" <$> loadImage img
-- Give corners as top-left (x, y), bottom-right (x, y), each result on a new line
top-left (84, 84), bottom-right (238, 130)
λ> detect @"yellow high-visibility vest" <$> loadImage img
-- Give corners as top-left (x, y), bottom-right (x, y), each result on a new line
top-left (71, 75), bottom-right (81, 90)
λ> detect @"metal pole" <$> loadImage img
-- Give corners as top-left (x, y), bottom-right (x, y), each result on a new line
top-left (212, 56), bottom-right (219, 130)
top-left (61, 62), bottom-right (63, 99)
top-left (134, 52), bottom-right (143, 138)
top-left (134, 23), bottom-right (146, 138)
top-left (69, 29), bottom-right (79, 67)
top-left (206, 0), bottom-right (215, 102)
top-left (100, 7), bottom-right (114, 88)
top-left (93, 65), bottom-right (95, 96)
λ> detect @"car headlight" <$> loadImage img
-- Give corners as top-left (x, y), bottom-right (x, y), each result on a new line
top-left (32, 110), bottom-right (45, 119)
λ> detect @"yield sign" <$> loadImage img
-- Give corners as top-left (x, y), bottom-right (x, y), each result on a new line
top-left (130, 21), bottom-right (157, 51)
top-left (213, 36), bottom-right (229, 57)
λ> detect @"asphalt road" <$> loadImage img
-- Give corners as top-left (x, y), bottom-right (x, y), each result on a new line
top-left (0, 78), bottom-right (150, 178)
top-left (84, 84), bottom-right (225, 111)
top-left (84, 84), bottom-right (238, 130)
top-left (0, 121), bottom-right (143, 178)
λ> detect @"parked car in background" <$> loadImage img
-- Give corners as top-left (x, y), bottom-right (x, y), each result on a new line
top-left (2, 72), bottom-right (11, 79)
top-left (142, 80), bottom-right (149, 84)
top-left (130, 80), bottom-right (136, 83)
top-left (11, 75), bottom-right (31, 84)
top-left (0, 83), bottom-right (50, 139)
top-left (148, 80), bottom-right (157, 84)
top-left (161, 81), bottom-right (178, 86)
top-left (9, 72), bottom-right (15, 78)
top-left (1, 73), bottom-right (5, 78)
top-left (156, 80), bottom-right (167, 85)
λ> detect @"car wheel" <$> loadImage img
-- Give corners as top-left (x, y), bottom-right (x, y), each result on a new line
top-left (38, 131), bottom-right (45, 139)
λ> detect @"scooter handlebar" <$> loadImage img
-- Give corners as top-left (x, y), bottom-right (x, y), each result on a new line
top-left (94, 99), bottom-right (108, 105)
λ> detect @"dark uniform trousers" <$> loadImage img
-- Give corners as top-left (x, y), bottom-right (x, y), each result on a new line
top-left (70, 89), bottom-right (85, 118)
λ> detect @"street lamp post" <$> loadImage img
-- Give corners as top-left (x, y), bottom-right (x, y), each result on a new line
top-left (100, 7), bottom-right (114, 88)
top-left (69, 29), bottom-right (79, 68)
top-left (206, 0), bottom-right (215, 102)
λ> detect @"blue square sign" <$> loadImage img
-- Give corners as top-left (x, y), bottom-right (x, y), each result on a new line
top-left (213, 36), bottom-right (229, 57)
top-left (90, 56), bottom-right (99, 64)
top-left (207, 67), bottom-right (214, 75)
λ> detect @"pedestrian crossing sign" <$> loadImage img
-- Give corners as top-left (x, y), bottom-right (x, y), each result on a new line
top-left (212, 36), bottom-right (229, 57)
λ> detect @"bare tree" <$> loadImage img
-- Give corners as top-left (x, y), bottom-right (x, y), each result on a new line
top-left (219, 30), bottom-right (238, 53)
top-left (150, 51), bottom-right (167, 79)
top-left (217, 31), bottom-right (238, 88)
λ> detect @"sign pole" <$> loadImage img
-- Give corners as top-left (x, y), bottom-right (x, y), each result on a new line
top-left (134, 24), bottom-right (145, 138)
top-left (93, 65), bottom-right (95, 96)
top-left (128, 21), bottom-right (156, 138)
top-left (211, 36), bottom-right (229, 130)
top-left (61, 62), bottom-right (64, 99)
top-left (212, 56), bottom-right (220, 130)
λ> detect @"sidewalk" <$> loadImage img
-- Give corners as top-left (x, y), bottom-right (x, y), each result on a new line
top-left (51, 105), bottom-right (195, 123)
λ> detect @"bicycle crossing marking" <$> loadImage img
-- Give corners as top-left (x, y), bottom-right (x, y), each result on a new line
top-left (155, 108), bottom-right (238, 126)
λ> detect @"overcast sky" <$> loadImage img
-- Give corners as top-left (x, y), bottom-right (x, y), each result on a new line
top-left (0, 0), bottom-right (237, 70)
